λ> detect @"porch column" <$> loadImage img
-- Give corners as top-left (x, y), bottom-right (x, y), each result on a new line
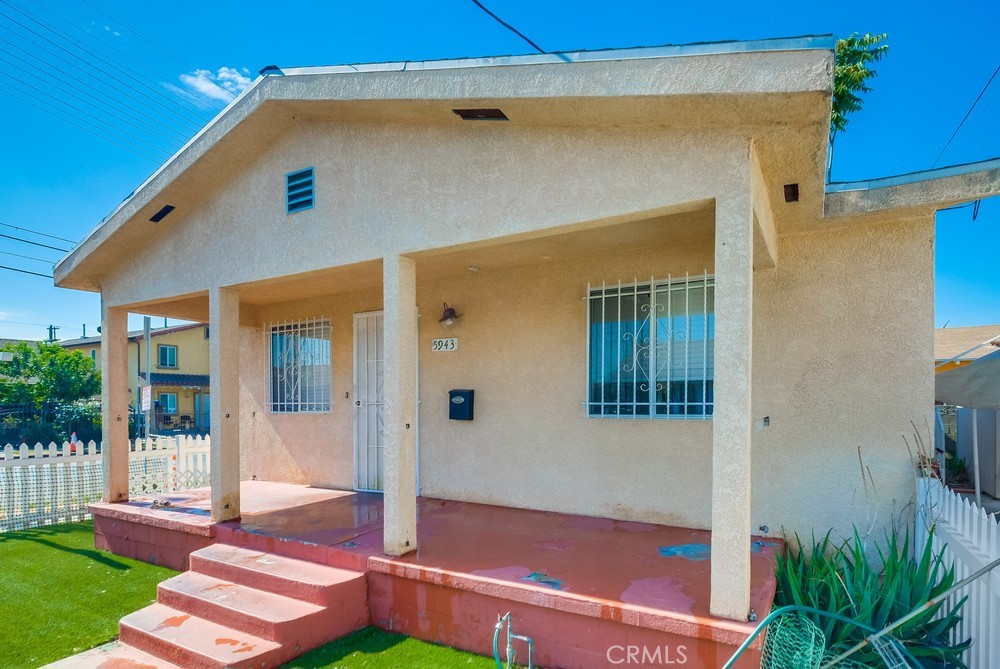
top-left (101, 303), bottom-right (129, 502)
top-left (382, 254), bottom-right (418, 555)
top-left (710, 186), bottom-right (755, 620)
top-left (209, 287), bottom-right (240, 522)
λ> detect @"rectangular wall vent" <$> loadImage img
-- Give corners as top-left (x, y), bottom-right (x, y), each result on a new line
top-left (453, 108), bottom-right (508, 121)
top-left (286, 168), bottom-right (315, 213)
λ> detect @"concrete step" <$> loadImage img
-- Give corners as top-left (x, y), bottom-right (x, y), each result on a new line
top-left (42, 641), bottom-right (185, 669)
top-left (190, 542), bottom-right (368, 606)
top-left (157, 570), bottom-right (328, 642)
top-left (119, 603), bottom-right (283, 669)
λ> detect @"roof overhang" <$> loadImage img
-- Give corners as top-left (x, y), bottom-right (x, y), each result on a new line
top-left (55, 36), bottom-right (837, 292)
top-left (825, 157), bottom-right (1000, 220)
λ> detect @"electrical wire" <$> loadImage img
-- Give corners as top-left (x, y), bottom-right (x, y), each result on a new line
top-left (0, 4), bottom-right (204, 132)
top-left (0, 264), bottom-right (53, 279)
top-left (25, 0), bottom-right (221, 113)
top-left (0, 88), bottom-right (164, 163)
top-left (0, 66), bottom-right (173, 159)
top-left (932, 64), bottom-right (1000, 168)
top-left (0, 233), bottom-right (70, 253)
top-left (0, 249), bottom-right (57, 264)
top-left (468, 0), bottom-right (546, 54)
top-left (0, 42), bottom-right (190, 146)
top-left (0, 222), bottom-right (77, 245)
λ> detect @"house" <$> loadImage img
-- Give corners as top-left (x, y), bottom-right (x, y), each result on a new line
top-left (60, 323), bottom-right (211, 433)
top-left (50, 36), bottom-right (1000, 667)
top-left (935, 323), bottom-right (1000, 372)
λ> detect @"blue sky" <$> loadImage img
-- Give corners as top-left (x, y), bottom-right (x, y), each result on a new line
top-left (0, 0), bottom-right (997, 340)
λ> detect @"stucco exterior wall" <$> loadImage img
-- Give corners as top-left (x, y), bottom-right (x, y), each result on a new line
top-left (231, 213), bottom-right (931, 542)
top-left (81, 114), bottom-right (932, 542)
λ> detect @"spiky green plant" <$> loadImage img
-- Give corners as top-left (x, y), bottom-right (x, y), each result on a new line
top-left (775, 526), bottom-right (970, 667)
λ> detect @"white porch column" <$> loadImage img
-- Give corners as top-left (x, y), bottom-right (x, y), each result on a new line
top-left (209, 287), bottom-right (240, 522)
top-left (101, 303), bottom-right (129, 502)
top-left (382, 254), bottom-right (418, 555)
top-left (710, 186), bottom-right (755, 620)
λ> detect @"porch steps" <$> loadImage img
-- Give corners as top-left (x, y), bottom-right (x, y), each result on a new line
top-left (50, 544), bottom-right (370, 669)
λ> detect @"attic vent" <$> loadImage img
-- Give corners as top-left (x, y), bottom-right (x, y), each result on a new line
top-left (453, 108), bottom-right (508, 121)
top-left (286, 168), bottom-right (315, 213)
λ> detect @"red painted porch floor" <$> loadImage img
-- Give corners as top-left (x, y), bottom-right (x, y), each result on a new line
top-left (87, 481), bottom-right (780, 667)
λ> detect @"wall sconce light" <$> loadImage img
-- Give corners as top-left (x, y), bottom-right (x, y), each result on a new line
top-left (439, 303), bottom-right (461, 328)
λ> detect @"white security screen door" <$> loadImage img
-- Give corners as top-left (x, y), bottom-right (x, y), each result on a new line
top-left (354, 311), bottom-right (384, 492)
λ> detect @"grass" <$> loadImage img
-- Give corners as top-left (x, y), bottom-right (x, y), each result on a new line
top-left (282, 627), bottom-right (499, 668)
top-left (0, 525), bottom-right (500, 668)
top-left (0, 521), bottom-right (177, 668)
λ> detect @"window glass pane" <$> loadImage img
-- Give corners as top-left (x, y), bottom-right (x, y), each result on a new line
top-left (268, 321), bottom-right (331, 413)
top-left (589, 278), bottom-right (714, 419)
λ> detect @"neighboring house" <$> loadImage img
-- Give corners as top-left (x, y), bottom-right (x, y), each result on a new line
top-left (934, 323), bottom-right (1000, 372)
top-left (60, 323), bottom-right (211, 433)
top-left (52, 36), bottom-right (1000, 628)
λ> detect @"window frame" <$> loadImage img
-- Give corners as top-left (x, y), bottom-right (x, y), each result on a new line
top-left (586, 274), bottom-right (715, 420)
top-left (159, 392), bottom-right (178, 415)
top-left (267, 318), bottom-right (332, 414)
top-left (157, 344), bottom-right (178, 369)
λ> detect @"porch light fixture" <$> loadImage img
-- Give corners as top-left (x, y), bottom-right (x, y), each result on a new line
top-left (439, 303), bottom-right (461, 328)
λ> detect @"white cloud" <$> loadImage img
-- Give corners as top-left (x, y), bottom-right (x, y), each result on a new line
top-left (178, 67), bottom-right (252, 105)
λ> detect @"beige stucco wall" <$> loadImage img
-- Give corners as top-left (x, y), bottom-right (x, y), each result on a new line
top-left (230, 212), bottom-right (931, 542)
top-left (79, 113), bottom-right (932, 542)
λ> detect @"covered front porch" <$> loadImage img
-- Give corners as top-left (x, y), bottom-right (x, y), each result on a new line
top-left (90, 480), bottom-right (778, 668)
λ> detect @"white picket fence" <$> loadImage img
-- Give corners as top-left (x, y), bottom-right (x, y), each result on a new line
top-left (0, 435), bottom-right (211, 532)
top-left (916, 478), bottom-right (1000, 669)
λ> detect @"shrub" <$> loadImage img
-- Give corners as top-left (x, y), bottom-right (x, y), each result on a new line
top-left (775, 527), bottom-right (969, 667)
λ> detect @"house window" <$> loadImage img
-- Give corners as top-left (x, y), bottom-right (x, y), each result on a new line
top-left (90, 349), bottom-right (96, 366)
top-left (158, 344), bottom-right (178, 368)
top-left (159, 392), bottom-right (178, 415)
top-left (587, 274), bottom-right (714, 418)
top-left (268, 319), bottom-right (332, 413)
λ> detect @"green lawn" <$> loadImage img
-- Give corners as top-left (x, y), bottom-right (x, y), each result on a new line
top-left (283, 627), bottom-right (499, 668)
top-left (0, 523), bottom-right (502, 669)
top-left (0, 521), bottom-right (177, 669)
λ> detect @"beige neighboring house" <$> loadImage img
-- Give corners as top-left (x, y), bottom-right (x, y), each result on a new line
top-left (60, 323), bottom-right (211, 432)
top-left (935, 323), bottom-right (1000, 372)
top-left (52, 37), bottom-right (1000, 619)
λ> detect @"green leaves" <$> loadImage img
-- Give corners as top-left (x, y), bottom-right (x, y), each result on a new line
top-left (832, 33), bottom-right (889, 136)
top-left (0, 341), bottom-right (100, 407)
top-left (775, 525), bottom-right (970, 668)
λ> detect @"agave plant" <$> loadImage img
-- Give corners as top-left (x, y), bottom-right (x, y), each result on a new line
top-left (775, 526), bottom-right (970, 668)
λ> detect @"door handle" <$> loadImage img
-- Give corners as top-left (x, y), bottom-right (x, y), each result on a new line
top-left (355, 400), bottom-right (362, 407)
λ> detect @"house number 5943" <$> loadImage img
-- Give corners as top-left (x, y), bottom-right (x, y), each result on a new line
top-left (431, 338), bottom-right (458, 352)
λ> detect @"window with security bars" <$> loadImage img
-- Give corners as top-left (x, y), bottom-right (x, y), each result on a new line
top-left (268, 319), bottom-right (332, 413)
top-left (587, 274), bottom-right (714, 418)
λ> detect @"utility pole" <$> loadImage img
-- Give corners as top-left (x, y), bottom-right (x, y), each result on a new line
top-left (46, 324), bottom-right (59, 341)
top-left (144, 316), bottom-right (152, 440)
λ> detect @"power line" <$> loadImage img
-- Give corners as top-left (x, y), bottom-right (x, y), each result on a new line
top-left (469, 0), bottom-right (546, 54)
top-left (0, 3), bottom-right (204, 132)
top-left (0, 65), bottom-right (173, 159)
top-left (0, 264), bottom-right (53, 279)
top-left (0, 221), bottom-right (76, 245)
top-left (932, 64), bottom-right (1000, 168)
top-left (0, 88), bottom-right (164, 163)
top-left (0, 41), bottom-right (190, 147)
top-left (0, 249), bottom-right (57, 264)
top-left (25, 0), bottom-right (221, 113)
top-left (0, 232), bottom-right (70, 253)
top-left (76, 0), bottom-right (200, 72)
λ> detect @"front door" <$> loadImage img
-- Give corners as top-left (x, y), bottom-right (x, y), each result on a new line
top-left (353, 311), bottom-right (384, 491)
